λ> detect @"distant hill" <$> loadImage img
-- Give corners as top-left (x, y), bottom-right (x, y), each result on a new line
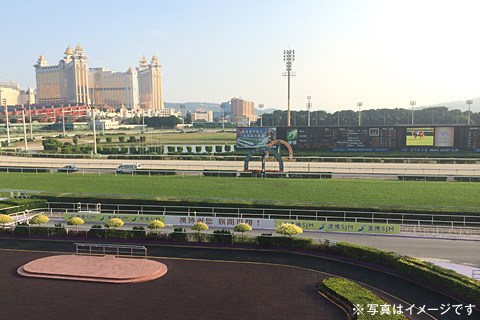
top-left (424, 98), bottom-right (480, 111)
top-left (164, 102), bottom-right (220, 112)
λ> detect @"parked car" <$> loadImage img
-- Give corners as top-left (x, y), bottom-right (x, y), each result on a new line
top-left (58, 165), bottom-right (78, 173)
top-left (116, 163), bottom-right (141, 174)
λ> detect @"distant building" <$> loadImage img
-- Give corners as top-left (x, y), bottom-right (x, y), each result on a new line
top-left (137, 55), bottom-right (164, 111)
top-left (89, 67), bottom-right (138, 110)
top-left (230, 97), bottom-right (256, 123)
top-left (192, 110), bottom-right (213, 122)
top-left (34, 45), bottom-right (165, 111)
top-left (0, 82), bottom-right (35, 106)
top-left (88, 119), bottom-right (120, 130)
top-left (34, 45), bottom-right (90, 105)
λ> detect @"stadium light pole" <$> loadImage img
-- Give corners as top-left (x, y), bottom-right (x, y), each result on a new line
top-left (90, 104), bottom-right (97, 155)
top-left (258, 104), bottom-right (264, 127)
top-left (306, 96), bottom-right (312, 126)
top-left (283, 49), bottom-right (295, 127)
top-left (357, 102), bottom-right (363, 126)
top-left (180, 104), bottom-right (185, 125)
top-left (220, 104), bottom-right (225, 131)
top-left (27, 89), bottom-right (33, 140)
top-left (2, 99), bottom-right (10, 144)
top-left (62, 105), bottom-right (66, 138)
top-left (410, 101), bottom-right (416, 125)
top-left (20, 105), bottom-right (28, 151)
top-left (466, 100), bottom-right (473, 125)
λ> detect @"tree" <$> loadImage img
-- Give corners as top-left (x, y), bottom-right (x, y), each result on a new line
top-left (185, 111), bottom-right (193, 124)
top-left (105, 218), bottom-right (124, 229)
top-left (191, 221), bottom-right (208, 241)
top-left (0, 214), bottom-right (13, 229)
top-left (72, 137), bottom-right (78, 145)
top-left (67, 217), bottom-right (84, 231)
top-left (147, 220), bottom-right (165, 233)
top-left (276, 223), bottom-right (303, 237)
top-left (233, 223), bottom-right (252, 242)
top-left (29, 214), bottom-right (50, 226)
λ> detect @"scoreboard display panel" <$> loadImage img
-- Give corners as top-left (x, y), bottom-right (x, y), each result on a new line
top-left (467, 127), bottom-right (480, 151)
top-left (284, 127), bottom-right (397, 151)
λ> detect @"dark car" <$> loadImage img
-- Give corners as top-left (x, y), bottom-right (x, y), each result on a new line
top-left (58, 165), bottom-right (78, 173)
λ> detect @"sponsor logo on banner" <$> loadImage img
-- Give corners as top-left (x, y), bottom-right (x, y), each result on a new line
top-left (275, 220), bottom-right (399, 235)
top-left (64, 213), bottom-right (165, 224)
top-left (165, 216), bottom-right (275, 229)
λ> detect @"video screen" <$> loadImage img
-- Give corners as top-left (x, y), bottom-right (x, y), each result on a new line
top-left (406, 128), bottom-right (434, 146)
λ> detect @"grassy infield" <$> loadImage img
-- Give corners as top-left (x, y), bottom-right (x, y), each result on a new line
top-left (2, 170), bottom-right (479, 314)
top-left (1, 172), bottom-right (479, 212)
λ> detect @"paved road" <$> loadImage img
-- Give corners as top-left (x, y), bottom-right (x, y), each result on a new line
top-left (1, 238), bottom-right (478, 319)
top-left (0, 155), bottom-right (479, 175)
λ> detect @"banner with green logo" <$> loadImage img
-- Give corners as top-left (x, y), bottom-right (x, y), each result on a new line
top-left (64, 213), bottom-right (165, 224)
top-left (275, 220), bottom-right (399, 235)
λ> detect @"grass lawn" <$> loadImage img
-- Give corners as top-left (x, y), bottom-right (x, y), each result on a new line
top-left (1, 173), bottom-right (479, 211)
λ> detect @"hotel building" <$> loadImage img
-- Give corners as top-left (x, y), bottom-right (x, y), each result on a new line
top-left (136, 55), bottom-right (164, 111)
top-left (34, 45), bottom-right (164, 111)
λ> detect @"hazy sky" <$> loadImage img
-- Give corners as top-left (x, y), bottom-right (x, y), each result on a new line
top-left (1, 0), bottom-right (479, 112)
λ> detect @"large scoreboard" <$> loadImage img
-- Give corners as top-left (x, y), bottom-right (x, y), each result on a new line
top-left (467, 127), bottom-right (480, 151)
top-left (282, 127), bottom-right (397, 151)
top-left (237, 125), bottom-right (480, 153)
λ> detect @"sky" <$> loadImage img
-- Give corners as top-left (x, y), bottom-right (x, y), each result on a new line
top-left (1, 0), bottom-right (479, 112)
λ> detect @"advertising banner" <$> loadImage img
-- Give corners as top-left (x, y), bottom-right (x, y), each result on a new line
top-left (236, 127), bottom-right (276, 148)
top-left (434, 127), bottom-right (454, 147)
top-left (64, 213), bottom-right (165, 224)
top-left (275, 220), bottom-right (400, 235)
top-left (165, 216), bottom-right (275, 229)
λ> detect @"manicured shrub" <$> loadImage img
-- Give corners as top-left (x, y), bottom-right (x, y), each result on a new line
top-left (29, 214), bottom-right (49, 226)
top-left (205, 146), bottom-right (213, 153)
top-left (119, 136), bottom-right (125, 143)
top-left (67, 217), bottom-right (84, 231)
top-left (0, 214), bottom-right (13, 228)
top-left (106, 137), bottom-right (112, 143)
top-left (129, 136), bottom-right (136, 142)
top-left (233, 223), bottom-right (252, 242)
top-left (276, 222), bottom-right (303, 237)
top-left (105, 218), bottom-right (124, 229)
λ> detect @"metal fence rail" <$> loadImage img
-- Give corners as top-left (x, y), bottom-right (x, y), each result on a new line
top-left (43, 201), bottom-right (480, 228)
top-left (0, 150), bottom-right (478, 164)
top-left (74, 243), bottom-right (147, 259)
top-left (1, 163), bottom-right (480, 177)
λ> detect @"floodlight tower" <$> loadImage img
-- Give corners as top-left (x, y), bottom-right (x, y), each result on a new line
top-left (283, 49), bottom-right (295, 127)
top-left (466, 100), bottom-right (473, 125)
top-left (90, 104), bottom-right (97, 155)
top-left (306, 96), bottom-right (312, 127)
top-left (220, 104), bottom-right (225, 131)
top-left (357, 102), bottom-right (363, 126)
top-left (27, 88), bottom-right (33, 140)
top-left (258, 104), bottom-right (264, 127)
top-left (410, 101), bottom-right (416, 125)
top-left (180, 104), bottom-right (186, 124)
top-left (2, 99), bottom-right (10, 144)
top-left (20, 105), bottom-right (28, 151)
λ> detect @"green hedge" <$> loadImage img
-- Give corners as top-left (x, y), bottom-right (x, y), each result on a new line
top-left (319, 278), bottom-right (408, 319)
top-left (0, 198), bottom-right (47, 215)
top-left (257, 235), bottom-right (313, 250)
top-left (328, 242), bottom-right (480, 304)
